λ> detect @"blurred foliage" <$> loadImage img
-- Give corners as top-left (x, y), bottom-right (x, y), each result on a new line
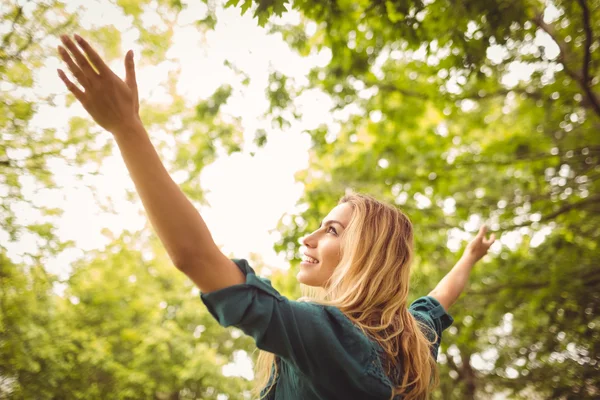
top-left (1, 0), bottom-right (81, 260)
top-left (243, 0), bottom-right (599, 398)
top-left (0, 0), bottom-right (250, 398)
top-left (1, 0), bottom-right (599, 399)
top-left (1, 232), bottom-right (254, 399)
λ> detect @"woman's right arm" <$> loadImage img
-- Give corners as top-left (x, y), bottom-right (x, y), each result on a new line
top-left (428, 225), bottom-right (496, 311)
top-left (113, 123), bottom-right (245, 293)
top-left (57, 34), bottom-right (245, 293)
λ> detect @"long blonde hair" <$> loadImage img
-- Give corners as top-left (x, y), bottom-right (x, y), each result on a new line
top-left (253, 192), bottom-right (440, 400)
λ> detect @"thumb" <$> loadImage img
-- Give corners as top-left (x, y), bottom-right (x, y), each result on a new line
top-left (124, 50), bottom-right (139, 111)
top-left (125, 50), bottom-right (137, 90)
top-left (477, 225), bottom-right (487, 239)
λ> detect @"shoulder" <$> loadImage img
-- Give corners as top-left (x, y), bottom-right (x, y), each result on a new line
top-left (289, 301), bottom-right (377, 363)
top-left (409, 295), bottom-right (455, 360)
top-left (408, 295), bottom-right (455, 333)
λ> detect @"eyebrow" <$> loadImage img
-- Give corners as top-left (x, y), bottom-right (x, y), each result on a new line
top-left (319, 220), bottom-right (346, 229)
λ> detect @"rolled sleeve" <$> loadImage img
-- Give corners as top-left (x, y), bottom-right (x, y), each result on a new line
top-left (409, 295), bottom-right (454, 359)
top-left (200, 258), bottom-right (283, 326)
top-left (200, 259), bottom-right (371, 391)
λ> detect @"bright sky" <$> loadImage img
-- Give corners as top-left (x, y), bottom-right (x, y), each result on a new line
top-left (3, 0), bottom-right (563, 390)
top-left (6, 1), bottom-right (332, 279)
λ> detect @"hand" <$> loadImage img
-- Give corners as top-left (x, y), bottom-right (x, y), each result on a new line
top-left (464, 225), bottom-right (496, 263)
top-left (57, 34), bottom-right (141, 135)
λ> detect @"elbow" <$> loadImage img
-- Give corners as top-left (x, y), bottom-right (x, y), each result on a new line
top-left (171, 244), bottom-right (220, 272)
top-left (427, 290), bottom-right (454, 313)
top-left (169, 246), bottom-right (206, 272)
top-left (172, 250), bottom-right (203, 272)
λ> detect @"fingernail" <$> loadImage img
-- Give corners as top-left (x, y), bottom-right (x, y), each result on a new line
top-left (74, 34), bottom-right (82, 42)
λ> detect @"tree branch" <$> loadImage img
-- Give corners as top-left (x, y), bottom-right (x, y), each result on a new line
top-left (467, 266), bottom-right (600, 296)
top-left (376, 81), bottom-right (546, 104)
top-left (452, 152), bottom-right (560, 167)
top-left (376, 83), bottom-right (430, 99)
top-left (532, 12), bottom-right (600, 118)
top-left (532, 14), bottom-right (581, 80)
top-left (577, 0), bottom-right (593, 86)
top-left (453, 87), bottom-right (544, 102)
top-left (500, 193), bottom-right (600, 230)
top-left (0, 5), bottom-right (24, 52)
top-left (466, 281), bottom-right (550, 296)
top-left (450, 146), bottom-right (600, 167)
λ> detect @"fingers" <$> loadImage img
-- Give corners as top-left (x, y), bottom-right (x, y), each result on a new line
top-left (57, 68), bottom-right (86, 103)
top-left (58, 45), bottom-right (89, 89)
top-left (475, 225), bottom-right (487, 242)
top-left (485, 233), bottom-right (496, 246)
top-left (477, 224), bottom-right (497, 247)
top-left (482, 232), bottom-right (496, 248)
top-left (73, 34), bottom-right (111, 76)
top-left (60, 35), bottom-right (98, 79)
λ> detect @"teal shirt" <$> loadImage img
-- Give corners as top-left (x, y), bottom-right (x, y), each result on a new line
top-left (200, 259), bottom-right (454, 400)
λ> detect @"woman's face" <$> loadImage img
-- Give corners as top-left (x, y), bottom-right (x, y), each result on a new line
top-left (297, 202), bottom-right (353, 287)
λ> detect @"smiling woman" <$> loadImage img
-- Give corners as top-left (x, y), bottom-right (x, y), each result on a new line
top-left (201, 193), bottom-right (494, 400)
top-left (56, 35), bottom-right (495, 400)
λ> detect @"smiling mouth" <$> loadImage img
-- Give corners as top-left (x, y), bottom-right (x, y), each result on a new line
top-left (301, 255), bottom-right (319, 264)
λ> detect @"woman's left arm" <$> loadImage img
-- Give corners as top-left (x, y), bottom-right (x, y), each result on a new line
top-left (56, 34), bottom-right (245, 293)
top-left (428, 225), bottom-right (496, 311)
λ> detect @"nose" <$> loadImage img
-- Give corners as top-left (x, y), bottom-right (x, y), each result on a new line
top-left (301, 231), bottom-right (318, 248)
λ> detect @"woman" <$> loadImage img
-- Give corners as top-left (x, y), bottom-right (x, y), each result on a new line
top-left (57, 35), bottom-right (496, 399)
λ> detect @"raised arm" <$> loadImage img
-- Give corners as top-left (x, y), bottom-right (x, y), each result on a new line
top-left (428, 225), bottom-right (496, 311)
top-left (56, 34), bottom-right (244, 293)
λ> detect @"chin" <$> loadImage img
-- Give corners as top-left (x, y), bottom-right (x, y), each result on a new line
top-left (296, 269), bottom-right (324, 287)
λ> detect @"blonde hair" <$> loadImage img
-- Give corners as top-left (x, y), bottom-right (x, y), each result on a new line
top-left (253, 192), bottom-right (440, 400)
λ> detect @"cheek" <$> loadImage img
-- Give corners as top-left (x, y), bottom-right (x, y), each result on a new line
top-left (322, 241), bottom-right (341, 266)
top-left (297, 239), bottom-right (342, 287)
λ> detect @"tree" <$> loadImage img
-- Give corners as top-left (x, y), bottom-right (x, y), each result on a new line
top-left (1, 1), bottom-right (252, 398)
top-left (3, 0), bottom-right (598, 398)
top-left (224, 0), bottom-right (599, 398)
top-left (1, 230), bottom-right (255, 399)
top-left (0, 0), bottom-right (237, 258)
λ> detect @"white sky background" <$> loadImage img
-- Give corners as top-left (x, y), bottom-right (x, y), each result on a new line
top-left (3, 0), bottom-right (564, 390)
top-left (7, 0), bottom-right (331, 278)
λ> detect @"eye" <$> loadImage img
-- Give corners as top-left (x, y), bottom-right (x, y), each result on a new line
top-left (327, 226), bottom-right (338, 235)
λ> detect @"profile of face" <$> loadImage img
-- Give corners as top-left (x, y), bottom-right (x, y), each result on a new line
top-left (297, 202), bottom-right (353, 287)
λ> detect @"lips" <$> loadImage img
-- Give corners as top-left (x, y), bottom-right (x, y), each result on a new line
top-left (302, 253), bottom-right (319, 264)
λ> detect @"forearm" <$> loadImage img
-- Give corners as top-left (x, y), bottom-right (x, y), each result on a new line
top-left (430, 255), bottom-right (476, 307)
top-left (113, 122), bottom-right (218, 268)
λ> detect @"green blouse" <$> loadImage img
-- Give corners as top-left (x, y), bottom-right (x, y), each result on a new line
top-left (200, 259), bottom-right (454, 400)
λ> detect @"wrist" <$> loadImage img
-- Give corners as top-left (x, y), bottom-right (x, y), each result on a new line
top-left (461, 252), bottom-right (478, 265)
top-left (110, 117), bottom-right (145, 137)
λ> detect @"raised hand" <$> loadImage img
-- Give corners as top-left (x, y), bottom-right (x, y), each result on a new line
top-left (464, 225), bottom-right (496, 263)
top-left (57, 34), bottom-right (141, 135)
